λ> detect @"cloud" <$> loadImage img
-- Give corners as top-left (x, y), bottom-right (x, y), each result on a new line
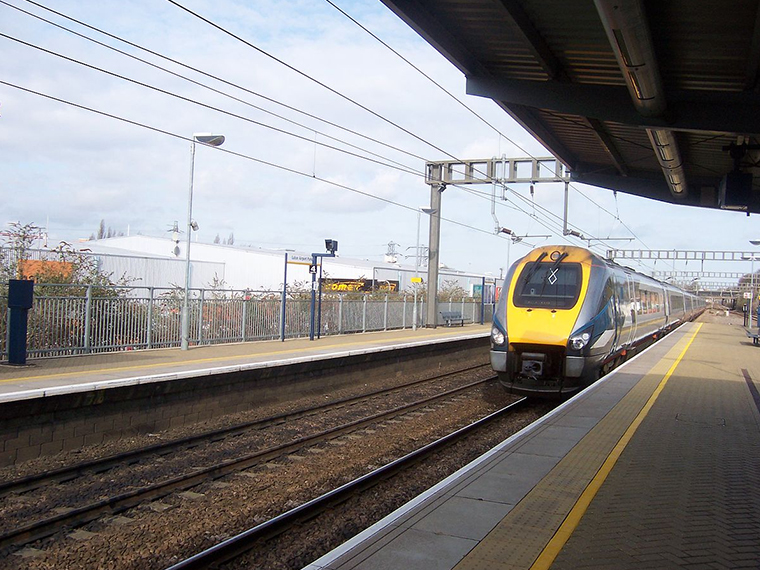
top-left (0, 0), bottom-right (751, 278)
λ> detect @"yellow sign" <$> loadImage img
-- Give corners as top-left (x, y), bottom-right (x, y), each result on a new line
top-left (411, 277), bottom-right (423, 283)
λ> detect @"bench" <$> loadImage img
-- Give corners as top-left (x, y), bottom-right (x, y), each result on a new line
top-left (440, 310), bottom-right (465, 327)
top-left (746, 329), bottom-right (760, 346)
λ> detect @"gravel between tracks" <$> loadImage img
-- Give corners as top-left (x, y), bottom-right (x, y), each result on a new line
top-left (1, 367), bottom-right (534, 570)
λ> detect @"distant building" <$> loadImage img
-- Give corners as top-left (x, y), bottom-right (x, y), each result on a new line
top-left (76, 236), bottom-right (491, 295)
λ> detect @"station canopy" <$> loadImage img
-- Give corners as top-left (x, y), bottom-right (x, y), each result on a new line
top-left (380, 0), bottom-right (760, 214)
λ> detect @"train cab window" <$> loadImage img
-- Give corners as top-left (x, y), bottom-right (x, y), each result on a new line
top-left (513, 261), bottom-right (582, 309)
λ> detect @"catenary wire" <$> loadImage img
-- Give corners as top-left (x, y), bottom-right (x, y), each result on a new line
top-left (3, 2), bottom-right (596, 251)
top-left (166, 0), bottom-right (472, 165)
top-left (0, 78), bottom-right (517, 243)
top-left (326, 0), bottom-right (655, 252)
top-left (322, 0), bottom-right (505, 137)
top-left (8, 0), bottom-right (647, 257)
top-left (0, 1), bottom-right (420, 174)
top-left (0, 31), bottom-right (424, 178)
top-left (14, 0), bottom-right (430, 164)
top-left (1, 21), bottom-right (559, 251)
top-left (10, 0), bottom-right (565, 248)
top-left (165, 0), bottom-right (651, 254)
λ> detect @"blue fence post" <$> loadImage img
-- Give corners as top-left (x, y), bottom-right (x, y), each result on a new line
top-left (7, 279), bottom-right (34, 365)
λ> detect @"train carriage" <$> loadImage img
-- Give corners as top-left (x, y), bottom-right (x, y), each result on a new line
top-left (490, 245), bottom-right (704, 397)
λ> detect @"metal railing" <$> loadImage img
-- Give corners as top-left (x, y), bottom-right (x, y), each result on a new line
top-left (1, 283), bottom-right (495, 360)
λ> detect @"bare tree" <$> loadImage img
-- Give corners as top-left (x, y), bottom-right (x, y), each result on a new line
top-left (0, 222), bottom-right (45, 279)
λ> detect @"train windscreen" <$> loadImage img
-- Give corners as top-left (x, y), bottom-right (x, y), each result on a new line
top-left (513, 261), bottom-right (582, 309)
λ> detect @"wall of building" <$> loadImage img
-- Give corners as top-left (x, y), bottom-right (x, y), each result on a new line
top-left (72, 236), bottom-right (491, 294)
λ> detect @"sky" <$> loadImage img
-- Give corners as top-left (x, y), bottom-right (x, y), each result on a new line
top-left (1, 0), bottom-right (759, 285)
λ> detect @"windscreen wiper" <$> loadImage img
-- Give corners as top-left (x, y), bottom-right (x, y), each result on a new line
top-left (522, 251), bottom-right (548, 284)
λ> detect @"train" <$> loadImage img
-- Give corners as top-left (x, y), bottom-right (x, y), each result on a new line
top-left (490, 245), bottom-right (705, 397)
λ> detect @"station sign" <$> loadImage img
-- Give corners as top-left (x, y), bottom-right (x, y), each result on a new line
top-left (287, 254), bottom-right (314, 266)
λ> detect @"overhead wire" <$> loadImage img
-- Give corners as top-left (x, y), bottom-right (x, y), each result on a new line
top-left (0, 78), bottom-right (516, 243)
top-left (13, 0), bottom-right (431, 164)
top-left (7, 0), bottom-right (645, 259)
top-left (166, 0), bottom-right (649, 256)
top-left (6, 0), bottom-right (582, 251)
top-left (3, 0), bottom-right (428, 176)
top-left (165, 0), bottom-right (471, 165)
top-left (0, 32), bottom-right (426, 179)
top-left (8, 0), bottom-right (547, 247)
top-left (322, 0), bottom-right (505, 136)
top-left (324, 0), bottom-right (655, 253)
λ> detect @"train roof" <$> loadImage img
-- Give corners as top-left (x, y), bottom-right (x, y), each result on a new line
top-left (520, 245), bottom-right (698, 296)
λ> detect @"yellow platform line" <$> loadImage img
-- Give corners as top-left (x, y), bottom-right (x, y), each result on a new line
top-left (0, 328), bottom-right (483, 386)
top-left (529, 323), bottom-right (702, 569)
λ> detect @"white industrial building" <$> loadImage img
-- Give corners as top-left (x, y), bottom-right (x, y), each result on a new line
top-left (75, 236), bottom-right (492, 296)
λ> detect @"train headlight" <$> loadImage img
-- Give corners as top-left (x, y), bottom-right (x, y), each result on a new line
top-left (570, 332), bottom-right (590, 350)
top-left (491, 326), bottom-right (506, 346)
top-left (569, 330), bottom-right (592, 350)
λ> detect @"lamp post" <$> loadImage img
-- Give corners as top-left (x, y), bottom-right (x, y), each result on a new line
top-left (181, 133), bottom-right (225, 351)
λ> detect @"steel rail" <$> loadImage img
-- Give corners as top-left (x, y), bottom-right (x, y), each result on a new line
top-left (0, 363), bottom-right (490, 498)
top-left (165, 396), bottom-right (530, 570)
top-left (0, 375), bottom-right (495, 551)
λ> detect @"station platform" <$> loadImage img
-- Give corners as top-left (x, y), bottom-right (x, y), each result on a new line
top-left (0, 325), bottom-right (490, 404)
top-left (306, 318), bottom-right (760, 570)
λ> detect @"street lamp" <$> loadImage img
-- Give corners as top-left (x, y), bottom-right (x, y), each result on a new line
top-left (181, 132), bottom-right (225, 350)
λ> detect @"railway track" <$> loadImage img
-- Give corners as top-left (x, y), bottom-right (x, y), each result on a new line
top-left (166, 397), bottom-right (530, 570)
top-left (0, 366), bottom-right (495, 553)
top-left (0, 363), bottom-right (490, 498)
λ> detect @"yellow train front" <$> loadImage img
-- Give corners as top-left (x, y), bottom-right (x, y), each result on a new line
top-left (490, 245), bottom-right (702, 397)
